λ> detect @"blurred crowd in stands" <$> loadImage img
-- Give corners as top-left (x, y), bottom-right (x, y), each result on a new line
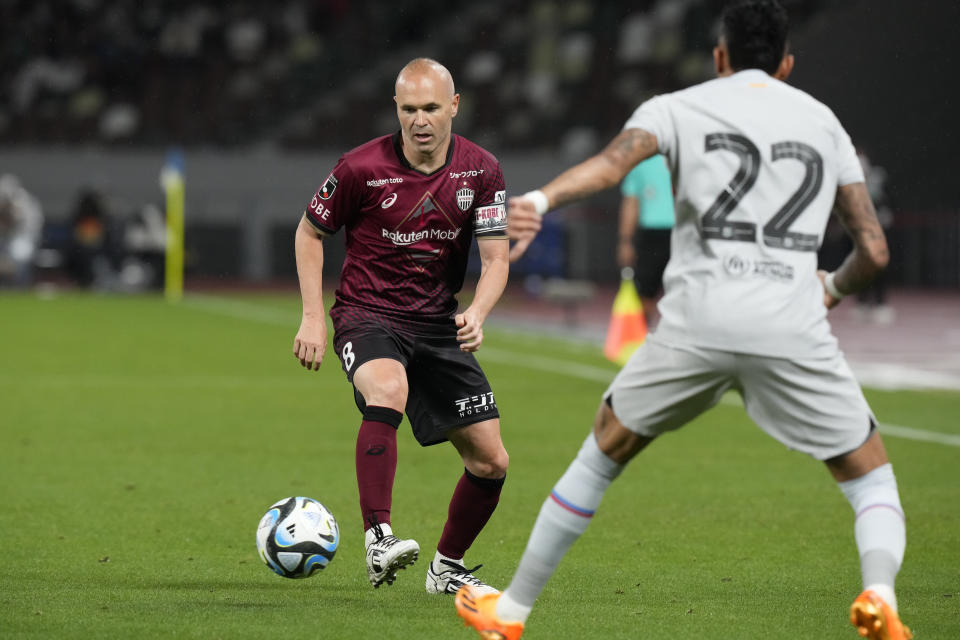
top-left (0, 0), bottom-right (822, 155)
top-left (0, 174), bottom-right (165, 291)
top-left (0, 174), bottom-right (43, 286)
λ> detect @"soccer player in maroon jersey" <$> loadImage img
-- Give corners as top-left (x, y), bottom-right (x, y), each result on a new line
top-left (292, 58), bottom-right (510, 595)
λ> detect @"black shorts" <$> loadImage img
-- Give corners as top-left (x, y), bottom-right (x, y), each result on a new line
top-left (634, 227), bottom-right (672, 298)
top-left (332, 321), bottom-right (500, 447)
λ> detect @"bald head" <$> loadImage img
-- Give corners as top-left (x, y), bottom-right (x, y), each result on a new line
top-left (394, 58), bottom-right (460, 173)
top-left (395, 58), bottom-right (456, 99)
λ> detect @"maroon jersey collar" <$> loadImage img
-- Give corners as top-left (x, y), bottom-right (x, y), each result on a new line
top-left (391, 131), bottom-right (456, 176)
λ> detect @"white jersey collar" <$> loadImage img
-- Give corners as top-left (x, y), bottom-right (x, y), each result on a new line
top-left (730, 68), bottom-right (774, 83)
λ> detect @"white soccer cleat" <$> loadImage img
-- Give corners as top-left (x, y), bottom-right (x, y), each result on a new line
top-left (426, 558), bottom-right (499, 595)
top-left (365, 524), bottom-right (419, 588)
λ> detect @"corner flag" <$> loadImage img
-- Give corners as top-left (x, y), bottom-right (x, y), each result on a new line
top-left (603, 268), bottom-right (647, 365)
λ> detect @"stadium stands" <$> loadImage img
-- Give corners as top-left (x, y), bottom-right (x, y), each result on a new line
top-left (0, 0), bottom-right (825, 152)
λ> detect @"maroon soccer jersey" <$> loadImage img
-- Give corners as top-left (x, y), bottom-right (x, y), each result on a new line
top-left (304, 132), bottom-right (507, 329)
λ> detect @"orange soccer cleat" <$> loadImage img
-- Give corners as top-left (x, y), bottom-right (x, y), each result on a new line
top-left (850, 589), bottom-right (913, 640)
top-left (455, 584), bottom-right (524, 640)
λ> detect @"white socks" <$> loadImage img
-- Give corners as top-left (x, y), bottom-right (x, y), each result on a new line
top-left (433, 550), bottom-right (462, 572)
top-left (838, 463), bottom-right (906, 611)
top-left (497, 433), bottom-right (624, 623)
top-left (364, 522), bottom-right (393, 548)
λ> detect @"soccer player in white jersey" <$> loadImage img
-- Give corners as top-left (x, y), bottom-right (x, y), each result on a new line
top-left (454, 2), bottom-right (910, 639)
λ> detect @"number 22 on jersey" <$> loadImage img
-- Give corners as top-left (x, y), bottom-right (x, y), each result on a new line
top-left (701, 133), bottom-right (823, 252)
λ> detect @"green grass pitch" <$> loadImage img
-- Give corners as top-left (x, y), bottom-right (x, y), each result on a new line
top-left (1, 292), bottom-right (957, 639)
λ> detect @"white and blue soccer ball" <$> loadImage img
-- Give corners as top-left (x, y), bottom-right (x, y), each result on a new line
top-left (256, 496), bottom-right (339, 579)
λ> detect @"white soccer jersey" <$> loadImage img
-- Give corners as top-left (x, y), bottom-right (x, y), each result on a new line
top-left (624, 69), bottom-right (864, 358)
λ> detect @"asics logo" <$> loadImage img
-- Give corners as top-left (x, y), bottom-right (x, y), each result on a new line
top-left (381, 193), bottom-right (398, 209)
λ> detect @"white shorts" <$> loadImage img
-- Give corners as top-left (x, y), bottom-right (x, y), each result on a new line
top-left (603, 337), bottom-right (875, 460)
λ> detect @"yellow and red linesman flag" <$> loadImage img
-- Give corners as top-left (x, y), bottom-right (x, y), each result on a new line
top-left (603, 271), bottom-right (648, 365)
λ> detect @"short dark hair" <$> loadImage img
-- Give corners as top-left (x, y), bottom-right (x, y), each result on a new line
top-left (720, 0), bottom-right (789, 74)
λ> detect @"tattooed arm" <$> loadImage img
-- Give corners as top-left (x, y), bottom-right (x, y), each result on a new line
top-left (816, 182), bottom-right (889, 307)
top-left (507, 128), bottom-right (658, 261)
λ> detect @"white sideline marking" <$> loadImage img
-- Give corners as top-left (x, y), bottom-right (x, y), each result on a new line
top-left (875, 423), bottom-right (960, 447)
top-left (184, 294), bottom-right (299, 326)
top-left (182, 295), bottom-right (960, 448)
top-left (479, 347), bottom-right (616, 384)
top-left (850, 362), bottom-right (960, 392)
top-left (0, 373), bottom-right (311, 390)
top-left (711, 394), bottom-right (960, 446)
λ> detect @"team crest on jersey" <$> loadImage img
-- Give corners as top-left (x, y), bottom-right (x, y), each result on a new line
top-left (456, 187), bottom-right (474, 211)
top-left (319, 174), bottom-right (338, 200)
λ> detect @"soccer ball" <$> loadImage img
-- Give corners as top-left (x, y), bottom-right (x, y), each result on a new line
top-left (256, 496), bottom-right (340, 578)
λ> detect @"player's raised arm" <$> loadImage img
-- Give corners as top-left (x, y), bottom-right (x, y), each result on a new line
top-left (545, 127), bottom-right (660, 209)
top-left (456, 237), bottom-right (509, 352)
top-left (818, 182), bottom-right (889, 308)
top-left (508, 128), bottom-right (658, 261)
top-left (293, 213), bottom-right (328, 370)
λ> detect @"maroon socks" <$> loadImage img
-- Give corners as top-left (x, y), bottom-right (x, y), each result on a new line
top-left (437, 468), bottom-right (505, 558)
top-left (355, 406), bottom-right (402, 530)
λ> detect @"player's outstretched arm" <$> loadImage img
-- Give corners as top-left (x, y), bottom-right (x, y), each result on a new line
top-left (545, 128), bottom-right (659, 210)
top-left (507, 128), bottom-right (658, 261)
top-left (819, 182), bottom-right (890, 308)
top-left (456, 237), bottom-right (509, 352)
top-left (293, 214), bottom-right (328, 370)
